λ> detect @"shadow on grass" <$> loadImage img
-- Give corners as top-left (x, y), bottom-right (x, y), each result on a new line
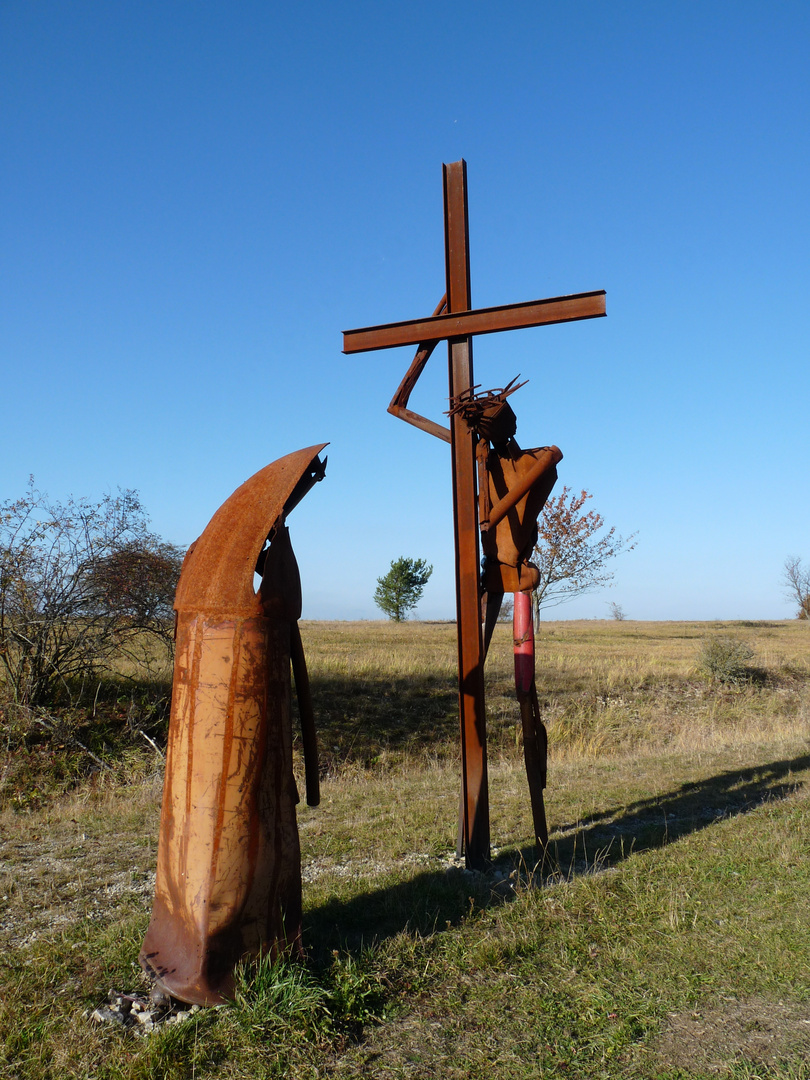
top-left (302, 673), bottom-right (528, 768)
top-left (546, 751), bottom-right (810, 876)
top-left (303, 752), bottom-right (810, 961)
top-left (303, 860), bottom-right (497, 966)
top-left (300, 675), bottom-right (460, 766)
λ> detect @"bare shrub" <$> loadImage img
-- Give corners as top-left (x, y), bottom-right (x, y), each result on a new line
top-left (0, 480), bottom-right (182, 707)
top-left (783, 556), bottom-right (810, 619)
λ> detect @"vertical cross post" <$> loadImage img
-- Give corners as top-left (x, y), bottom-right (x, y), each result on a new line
top-left (443, 161), bottom-right (490, 868)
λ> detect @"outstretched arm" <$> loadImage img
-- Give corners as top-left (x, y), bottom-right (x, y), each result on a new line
top-left (387, 295), bottom-right (451, 443)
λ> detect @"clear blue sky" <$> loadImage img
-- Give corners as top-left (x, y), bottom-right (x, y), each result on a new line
top-left (2, 1), bottom-right (808, 620)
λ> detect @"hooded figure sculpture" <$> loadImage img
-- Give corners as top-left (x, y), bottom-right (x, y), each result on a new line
top-left (140, 445), bottom-right (326, 1006)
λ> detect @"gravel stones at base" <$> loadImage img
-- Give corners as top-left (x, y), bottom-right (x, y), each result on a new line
top-left (86, 988), bottom-right (204, 1036)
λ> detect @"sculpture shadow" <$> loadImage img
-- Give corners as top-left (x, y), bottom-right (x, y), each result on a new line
top-left (299, 674), bottom-right (460, 766)
top-left (303, 752), bottom-right (810, 963)
top-left (540, 751), bottom-right (810, 879)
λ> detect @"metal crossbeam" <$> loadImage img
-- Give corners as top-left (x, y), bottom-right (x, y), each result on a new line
top-left (343, 290), bottom-right (605, 354)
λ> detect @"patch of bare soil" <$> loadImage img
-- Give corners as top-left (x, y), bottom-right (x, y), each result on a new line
top-left (649, 996), bottom-right (810, 1074)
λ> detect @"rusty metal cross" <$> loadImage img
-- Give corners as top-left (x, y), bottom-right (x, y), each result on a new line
top-left (344, 159), bottom-right (605, 869)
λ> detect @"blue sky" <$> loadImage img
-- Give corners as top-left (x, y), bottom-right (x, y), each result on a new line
top-left (2, 1), bottom-right (808, 620)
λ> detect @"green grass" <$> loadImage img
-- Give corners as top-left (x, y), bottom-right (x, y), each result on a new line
top-left (1, 619), bottom-right (809, 1077)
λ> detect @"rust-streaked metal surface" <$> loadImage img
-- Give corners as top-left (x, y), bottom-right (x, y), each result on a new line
top-left (448, 377), bottom-right (556, 855)
top-left (481, 443), bottom-right (561, 595)
top-left (343, 290), bottom-right (606, 354)
top-left (139, 445), bottom-right (326, 1006)
top-left (386, 294), bottom-right (451, 443)
top-left (172, 445), bottom-right (326, 617)
top-left (444, 160), bottom-right (490, 869)
top-left (485, 445), bottom-right (561, 532)
top-left (290, 621), bottom-right (319, 808)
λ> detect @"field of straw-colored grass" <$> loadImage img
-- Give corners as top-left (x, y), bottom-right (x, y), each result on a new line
top-left (300, 617), bottom-right (810, 766)
top-left (1, 618), bottom-right (809, 1079)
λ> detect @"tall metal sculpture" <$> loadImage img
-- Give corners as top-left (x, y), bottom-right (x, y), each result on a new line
top-left (448, 380), bottom-right (560, 851)
top-left (140, 445), bottom-right (326, 1005)
top-left (344, 160), bottom-right (605, 869)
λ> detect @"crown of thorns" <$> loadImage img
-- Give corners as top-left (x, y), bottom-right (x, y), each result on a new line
top-left (446, 375), bottom-right (526, 442)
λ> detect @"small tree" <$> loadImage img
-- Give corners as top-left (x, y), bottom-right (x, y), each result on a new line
top-left (0, 480), bottom-right (183, 706)
top-left (374, 557), bottom-right (433, 622)
top-left (497, 595), bottom-right (514, 623)
top-left (532, 487), bottom-right (636, 619)
top-left (782, 556), bottom-right (810, 620)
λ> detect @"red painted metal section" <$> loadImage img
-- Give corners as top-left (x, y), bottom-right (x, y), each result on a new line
top-left (513, 590), bottom-right (548, 853)
top-left (513, 589), bottom-right (534, 696)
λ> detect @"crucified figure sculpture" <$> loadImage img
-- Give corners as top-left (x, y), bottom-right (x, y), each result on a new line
top-left (390, 340), bottom-right (559, 853)
top-left (448, 378), bottom-right (560, 850)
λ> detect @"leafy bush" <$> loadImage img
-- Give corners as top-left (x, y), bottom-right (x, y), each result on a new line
top-left (697, 636), bottom-right (757, 685)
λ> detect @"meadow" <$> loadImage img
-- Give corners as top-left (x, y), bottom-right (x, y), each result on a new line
top-left (1, 618), bottom-right (809, 1078)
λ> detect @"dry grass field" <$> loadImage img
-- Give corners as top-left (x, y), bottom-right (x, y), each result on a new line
top-left (302, 618), bottom-right (810, 765)
top-left (1, 619), bottom-right (809, 1078)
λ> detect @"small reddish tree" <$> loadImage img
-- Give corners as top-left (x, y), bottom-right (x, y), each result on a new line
top-left (531, 487), bottom-right (636, 618)
top-left (88, 540), bottom-right (183, 625)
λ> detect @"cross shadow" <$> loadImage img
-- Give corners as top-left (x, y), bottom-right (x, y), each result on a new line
top-left (302, 752), bottom-right (810, 963)
top-left (543, 752), bottom-right (810, 878)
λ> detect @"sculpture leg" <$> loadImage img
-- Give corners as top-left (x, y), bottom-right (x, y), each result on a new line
top-left (482, 589), bottom-right (503, 657)
top-left (513, 591), bottom-right (548, 854)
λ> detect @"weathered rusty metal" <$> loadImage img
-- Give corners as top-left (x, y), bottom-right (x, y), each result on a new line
top-left (443, 160), bottom-right (490, 868)
top-left (139, 445), bottom-right (326, 1006)
top-left (343, 159), bottom-right (605, 869)
top-left (457, 377), bottom-right (555, 857)
top-left (452, 377), bottom-right (556, 853)
top-left (447, 376), bottom-right (526, 448)
top-left (481, 443), bottom-right (561, 585)
top-left (343, 289), bottom-right (606, 354)
top-left (450, 379), bottom-right (559, 640)
top-left (290, 621), bottom-right (319, 808)
top-left (387, 295), bottom-right (451, 443)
